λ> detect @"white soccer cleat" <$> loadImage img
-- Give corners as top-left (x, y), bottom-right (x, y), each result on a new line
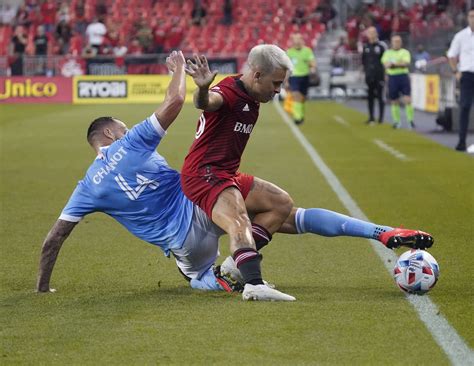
top-left (263, 280), bottom-right (276, 289)
top-left (220, 256), bottom-right (244, 285)
top-left (242, 284), bottom-right (296, 302)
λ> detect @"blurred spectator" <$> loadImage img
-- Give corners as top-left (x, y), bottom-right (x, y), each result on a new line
top-left (69, 32), bottom-right (83, 56)
top-left (40, 0), bottom-right (56, 33)
top-left (332, 36), bottom-right (351, 68)
top-left (34, 24), bottom-right (48, 55)
top-left (221, 0), bottom-right (233, 26)
top-left (34, 24), bottom-right (48, 75)
top-left (135, 19), bottom-right (153, 53)
top-left (414, 44), bottom-right (430, 63)
top-left (85, 17), bottom-right (107, 53)
top-left (436, 0), bottom-right (449, 14)
top-left (345, 15), bottom-right (359, 51)
top-left (437, 11), bottom-right (454, 29)
top-left (56, 2), bottom-right (70, 24)
top-left (191, 0), bottom-right (207, 26)
top-left (379, 9), bottom-right (392, 41)
top-left (112, 40), bottom-right (128, 57)
top-left (102, 28), bottom-right (120, 55)
top-left (73, 5), bottom-right (88, 35)
top-left (393, 9), bottom-right (410, 33)
top-left (366, 3), bottom-right (383, 24)
top-left (95, 0), bottom-right (108, 18)
top-left (165, 19), bottom-right (184, 51)
top-left (10, 26), bottom-right (27, 75)
top-left (128, 38), bottom-right (143, 56)
top-left (313, 0), bottom-right (336, 29)
top-left (15, 5), bottom-right (31, 28)
top-left (56, 20), bottom-right (72, 55)
top-left (152, 20), bottom-right (166, 53)
top-left (292, 4), bottom-right (306, 26)
top-left (1, 4), bottom-right (17, 25)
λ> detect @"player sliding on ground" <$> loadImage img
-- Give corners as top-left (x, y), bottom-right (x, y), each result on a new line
top-left (36, 50), bottom-right (433, 299)
top-left (181, 45), bottom-right (433, 301)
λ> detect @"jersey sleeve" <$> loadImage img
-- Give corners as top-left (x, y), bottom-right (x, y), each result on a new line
top-left (59, 184), bottom-right (96, 222)
top-left (447, 33), bottom-right (461, 58)
top-left (306, 47), bottom-right (315, 61)
top-left (210, 81), bottom-right (235, 110)
top-left (121, 114), bottom-right (167, 152)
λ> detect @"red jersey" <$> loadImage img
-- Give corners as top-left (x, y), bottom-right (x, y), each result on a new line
top-left (182, 76), bottom-right (260, 179)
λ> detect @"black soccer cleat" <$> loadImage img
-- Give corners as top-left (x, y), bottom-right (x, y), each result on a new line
top-left (379, 228), bottom-right (434, 250)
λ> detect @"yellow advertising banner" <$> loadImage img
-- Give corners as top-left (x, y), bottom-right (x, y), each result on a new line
top-left (424, 74), bottom-right (440, 113)
top-left (73, 74), bottom-right (228, 104)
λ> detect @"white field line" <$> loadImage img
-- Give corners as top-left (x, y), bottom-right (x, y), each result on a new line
top-left (273, 100), bottom-right (474, 366)
top-left (333, 115), bottom-right (349, 127)
top-left (374, 139), bottom-right (412, 161)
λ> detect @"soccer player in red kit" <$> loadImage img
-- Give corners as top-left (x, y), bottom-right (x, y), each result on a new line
top-left (182, 45), bottom-right (434, 301)
top-left (182, 45), bottom-right (296, 301)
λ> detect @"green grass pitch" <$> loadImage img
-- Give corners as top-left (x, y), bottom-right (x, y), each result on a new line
top-left (1, 101), bottom-right (473, 364)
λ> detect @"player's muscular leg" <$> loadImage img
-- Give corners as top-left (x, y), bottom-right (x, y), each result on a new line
top-left (245, 177), bottom-right (293, 234)
top-left (277, 207), bottom-right (298, 234)
top-left (212, 187), bottom-right (255, 253)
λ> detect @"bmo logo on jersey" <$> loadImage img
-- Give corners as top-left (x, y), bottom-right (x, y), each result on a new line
top-left (234, 122), bottom-right (254, 134)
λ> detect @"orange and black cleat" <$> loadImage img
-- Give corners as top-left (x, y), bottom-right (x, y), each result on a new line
top-left (379, 228), bottom-right (434, 250)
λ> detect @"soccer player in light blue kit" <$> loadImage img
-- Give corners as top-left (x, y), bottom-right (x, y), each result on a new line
top-left (37, 50), bottom-right (434, 300)
top-left (36, 51), bottom-right (228, 294)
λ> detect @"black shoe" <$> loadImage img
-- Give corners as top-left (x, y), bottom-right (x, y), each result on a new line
top-left (294, 119), bottom-right (304, 125)
top-left (379, 228), bottom-right (434, 250)
top-left (455, 142), bottom-right (466, 151)
top-left (377, 119), bottom-right (383, 124)
top-left (409, 121), bottom-right (416, 129)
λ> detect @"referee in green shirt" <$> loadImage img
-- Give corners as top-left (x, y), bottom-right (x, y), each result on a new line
top-left (286, 33), bottom-right (317, 125)
top-left (381, 34), bottom-right (415, 129)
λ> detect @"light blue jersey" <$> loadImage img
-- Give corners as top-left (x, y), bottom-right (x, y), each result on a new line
top-left (60, 114), bottom-right (194, 255)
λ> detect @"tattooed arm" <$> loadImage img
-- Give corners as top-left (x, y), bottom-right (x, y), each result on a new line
top-left (36, 219), bottom-right (78, 293)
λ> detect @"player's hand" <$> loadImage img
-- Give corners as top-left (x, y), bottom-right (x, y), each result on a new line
top-left (455, 71), bottom-right (461, 82)
top-left (185, 54), bottom-right (218, 89)
top-left (166, 50), bottom-right (185, 73)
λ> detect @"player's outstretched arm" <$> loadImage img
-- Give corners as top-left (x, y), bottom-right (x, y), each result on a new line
top-left (185, 54), bottom-right (223, 112)
top-left (154, 50), bottom-right (187, 130)
top-left (36, 220), bottom-right (77, 293)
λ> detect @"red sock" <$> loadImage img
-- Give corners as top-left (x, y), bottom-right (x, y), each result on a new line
top-left (252, 223), bottom-right (272, 250)
top-left (233, 248), bottom-right (263, 285)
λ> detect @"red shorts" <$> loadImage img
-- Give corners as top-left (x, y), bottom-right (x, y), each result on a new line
top-left (180, 172), bottom-right (255, 218)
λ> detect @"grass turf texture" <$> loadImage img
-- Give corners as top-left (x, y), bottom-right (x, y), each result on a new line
top-left (1, 101), bottom-right (472, 364)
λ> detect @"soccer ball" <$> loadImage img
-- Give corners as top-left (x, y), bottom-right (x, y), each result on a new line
top-left (393, 249), bottom-right (439, 295)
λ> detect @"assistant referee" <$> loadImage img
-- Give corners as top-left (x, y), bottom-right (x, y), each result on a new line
top-left (381, 34), bottom-right (415, 129)
top-left (286, 33), bottom-right (317, 125)
top-left (447, 8), bottom-right (474, 152)
top-left (362, 26), bottom-right (387, 124)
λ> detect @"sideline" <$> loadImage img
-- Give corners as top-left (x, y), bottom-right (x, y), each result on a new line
top-left (373, 139), bottom-right (412, 161)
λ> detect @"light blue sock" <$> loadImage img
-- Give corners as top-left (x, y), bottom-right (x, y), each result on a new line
top-left (295, 208), bottom-right (392, 240)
